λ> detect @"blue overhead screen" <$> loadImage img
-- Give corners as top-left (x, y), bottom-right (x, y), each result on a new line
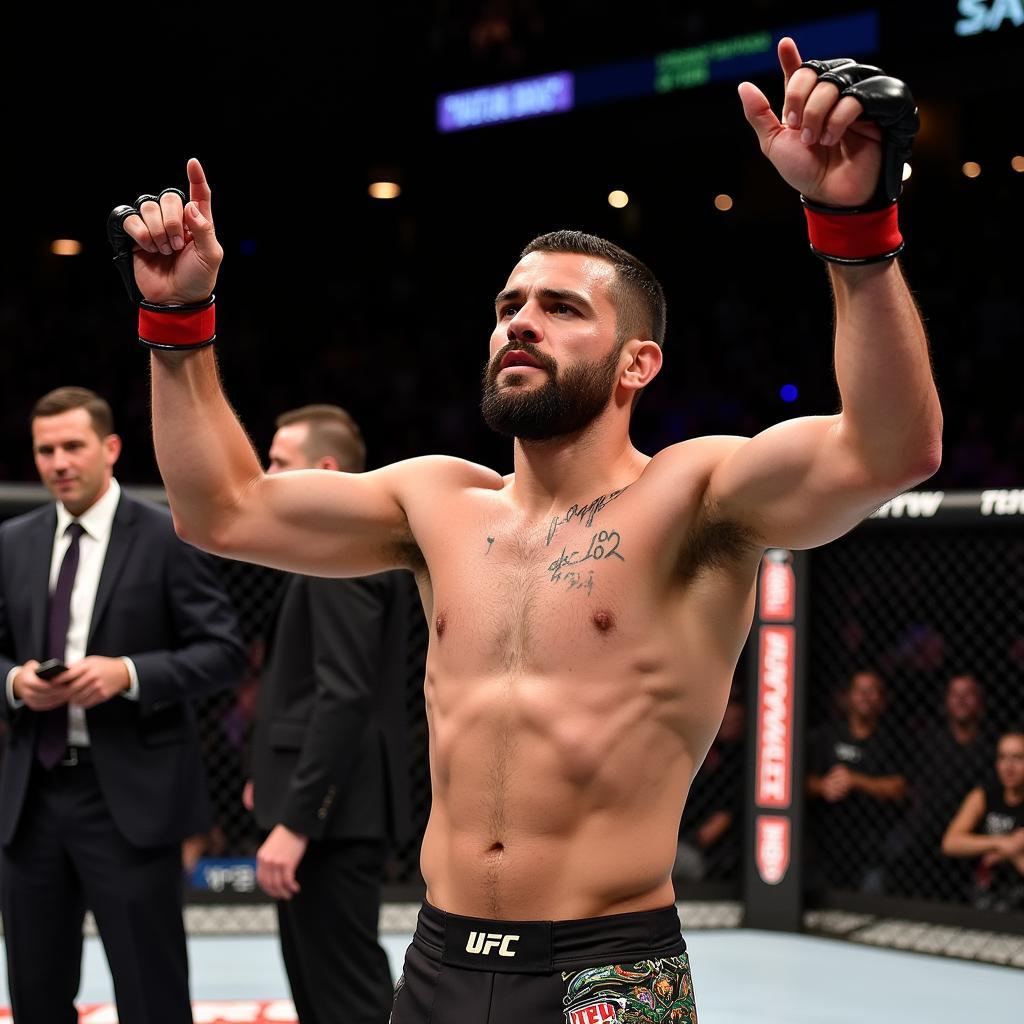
top-left (437, 10), bottom-right (880, 133)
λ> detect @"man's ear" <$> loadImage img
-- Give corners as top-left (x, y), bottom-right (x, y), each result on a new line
top-left (316, 455), bottom-right (341, 472)
top-left (104, 433), bottom-right (122, 468)
top-left (620, 339), bottom-right (663, 397)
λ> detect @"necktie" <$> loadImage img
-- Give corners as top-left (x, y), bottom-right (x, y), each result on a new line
top-left (36, 522), bottom-right (85, 768)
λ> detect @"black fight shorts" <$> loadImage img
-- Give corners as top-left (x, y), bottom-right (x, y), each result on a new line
top-left (390, 901), bottom-right (697, 1023)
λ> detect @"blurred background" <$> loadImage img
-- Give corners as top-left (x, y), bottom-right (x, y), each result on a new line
top-left (1, 1), bottom-right (1020, 484)
top-left (1, 0), bottom-right (1022, 951)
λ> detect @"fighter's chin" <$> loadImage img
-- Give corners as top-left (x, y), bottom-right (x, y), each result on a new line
top-left (497, 368), bottom-right (547, 387)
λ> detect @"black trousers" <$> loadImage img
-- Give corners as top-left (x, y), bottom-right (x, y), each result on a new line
top-left (391, 901), bottom-right (696, 1024)
top-left (277, 838), bottom-right (394, 1024)
top-left (0, 755), bottom-right (191, 1024)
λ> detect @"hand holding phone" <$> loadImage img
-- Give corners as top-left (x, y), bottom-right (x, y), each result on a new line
top-left (35, 659), bottom-right (68, 681)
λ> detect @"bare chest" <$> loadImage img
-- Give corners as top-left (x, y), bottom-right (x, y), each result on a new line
top-left (425, 490), bottom-right (650, 672)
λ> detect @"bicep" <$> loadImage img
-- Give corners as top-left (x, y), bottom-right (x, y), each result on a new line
top-left (198, 463), bottom-right (412, 577)
top-left (705, 415), bottom-right (899, 550)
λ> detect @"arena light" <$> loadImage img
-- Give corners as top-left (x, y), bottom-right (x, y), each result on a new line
top-left (962, 161), bottom-right (981, 179)
top-left (608, 190), bottom-right (629, 209)
top-left (902, 162), bottom-right (912, 182)
top-left (368, 182), bottom-right (401, 200)
top-left (780, 383), bottom-right (798, 403)
top-left (1012, 155), bottom-right (1024, 173)
top-left (714, 193), bottom-right (734, 211)
top-left (50, 239), bottom-right (81, 256)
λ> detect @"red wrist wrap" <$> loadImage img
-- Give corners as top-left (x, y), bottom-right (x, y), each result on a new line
top-left (138, 297), bottom-right (216, 350)
top-left (803, 202), bottom-right (903, 264)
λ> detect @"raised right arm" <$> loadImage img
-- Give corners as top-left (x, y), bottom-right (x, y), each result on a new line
top-left (119, 159), bottom-right (416, 577)
top-left (151, 346), bottom-right (412, 576)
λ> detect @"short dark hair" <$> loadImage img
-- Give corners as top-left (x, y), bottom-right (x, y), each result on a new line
top-left (275, 404), bottom-right (366, 473)
top-left (521, 230), bottom-right (666, 349)
top-left (32, 387), bottom-right (114, 437)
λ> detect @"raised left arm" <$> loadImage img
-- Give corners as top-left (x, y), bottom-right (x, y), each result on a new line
top-left (702, 38), bottom-right (941, 549)
top-left (707, 259), bottom-right (941, 549)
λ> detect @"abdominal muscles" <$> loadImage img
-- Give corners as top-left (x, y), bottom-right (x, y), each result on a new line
top-left (420, 653), bottom-right (701, 919)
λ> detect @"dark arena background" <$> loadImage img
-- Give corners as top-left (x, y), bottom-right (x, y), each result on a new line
top-left (1, 2), bottom-right (1022, 1021)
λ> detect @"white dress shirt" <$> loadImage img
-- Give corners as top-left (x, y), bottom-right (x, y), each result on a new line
top-left (6, 478), bottom-right (139, 744)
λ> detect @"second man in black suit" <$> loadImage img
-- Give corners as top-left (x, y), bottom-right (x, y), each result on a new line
top-left (245, 404), bottom-right (415, 1024)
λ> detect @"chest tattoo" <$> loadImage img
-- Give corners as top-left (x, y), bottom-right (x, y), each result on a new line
top-left (546, 488), bottom-right (627, 546)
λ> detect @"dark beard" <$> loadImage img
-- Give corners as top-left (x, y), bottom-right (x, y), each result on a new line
top-left (480, 342), bottom-right (621, 440)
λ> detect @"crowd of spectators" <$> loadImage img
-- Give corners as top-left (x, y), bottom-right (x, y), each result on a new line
top-left (805, 671), bottom-right (1024, 909)
top-left (674, 667), bottom-right (1023, 912)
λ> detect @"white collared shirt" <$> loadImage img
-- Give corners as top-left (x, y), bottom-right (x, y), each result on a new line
top-left (6, 478), bottom-right (139, 742)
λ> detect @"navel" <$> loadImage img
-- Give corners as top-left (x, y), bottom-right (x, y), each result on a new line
top-left (592, 609), bottom-right (615, 633)
top-left (436, 612), bottom-right (447, 639)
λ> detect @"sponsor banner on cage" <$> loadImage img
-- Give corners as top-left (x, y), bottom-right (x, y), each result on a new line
top-left (755, 815), bottom-right (790, 885)
top-left (756, 626), bottom-right (795, 809)
top-left (870, 491), bottom-right (944, 518)
top-left (759, 549), bottom-right (795, 622)
top-left (188, 857), bottom-right (258, 894)
top-left (0, 1001), bottom-right (297, 1022)
top-left (980, 489), bottom-right (1024, 516)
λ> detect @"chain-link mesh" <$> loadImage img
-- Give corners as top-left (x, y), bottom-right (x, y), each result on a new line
top-left (806, 525), bottom-right (1024, 909)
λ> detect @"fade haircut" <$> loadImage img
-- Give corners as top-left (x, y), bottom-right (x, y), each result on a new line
top-left (521, 230), bottom-right (666, 349)
top-left (32, 386), bottom-right (114, 438)
top-left (275, 404), bottom-right (366, 473)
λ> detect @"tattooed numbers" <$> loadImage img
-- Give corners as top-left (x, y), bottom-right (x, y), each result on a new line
top-left (548, 529), bottom-right (624, 592)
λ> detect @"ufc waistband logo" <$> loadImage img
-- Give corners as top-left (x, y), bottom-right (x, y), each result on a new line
top-left (465, 931), bottom-right (520, 957)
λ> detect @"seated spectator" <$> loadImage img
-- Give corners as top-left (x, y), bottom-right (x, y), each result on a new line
top-left (892, 674), bottom-right (993, 899)
top-left (942, 728), bottom-right (1024, 912)
top-left (674, 691), bottom-right (745, 885)
top-left (807, 671), bottom-right (907, 892)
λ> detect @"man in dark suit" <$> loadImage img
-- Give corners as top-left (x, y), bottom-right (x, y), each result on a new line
top-left (245, 404), bottom-right (415, 1024)
top-left (0, 386), bottom-right (247, 1024)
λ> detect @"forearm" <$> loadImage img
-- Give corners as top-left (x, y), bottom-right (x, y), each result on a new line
top-left (150, 347), bottom-right (264, 547)
top-left (941, 832), bottom-right (1004, 858)
top-left (831, 261), bottom-right (942, 484)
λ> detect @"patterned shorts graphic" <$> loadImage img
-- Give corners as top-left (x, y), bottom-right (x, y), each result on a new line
top-left (562, 955), bottom-right (697, 1024)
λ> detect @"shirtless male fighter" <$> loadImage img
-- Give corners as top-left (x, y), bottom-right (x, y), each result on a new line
top-left (109, 39), bottom-right (940, 1024)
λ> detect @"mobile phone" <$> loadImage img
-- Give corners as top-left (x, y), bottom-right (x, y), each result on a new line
top-left (35, 659), bottom-right (68, 681)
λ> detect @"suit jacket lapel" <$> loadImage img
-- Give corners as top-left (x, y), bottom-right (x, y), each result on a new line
top-left (88, 494), bottom-right (138, 647)
top-left (27, 507), bottom-right (57, 656)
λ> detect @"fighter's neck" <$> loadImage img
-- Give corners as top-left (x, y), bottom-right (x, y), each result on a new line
top-left (507, 421), bottom-right (645, 515)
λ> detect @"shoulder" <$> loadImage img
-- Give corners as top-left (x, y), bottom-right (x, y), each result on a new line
top-left (380, 455), bottom-right (504, 497)
top-left (645, 435), bottom-right (750, 485)
top-left (0, 503), bottom-right (53, 539)
top-left (118, 492), bottom-right (172, 526)
top-left (116, 493), bottom-right (179, 546)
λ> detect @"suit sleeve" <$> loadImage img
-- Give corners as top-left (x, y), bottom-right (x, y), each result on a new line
top-left (279, 574), bottom-right (389, 839)
top-left (0, 530), bottom-right (18, 722)
top-left (128, 532), bottom-right (248, 713)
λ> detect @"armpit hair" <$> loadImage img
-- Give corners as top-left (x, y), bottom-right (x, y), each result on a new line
top-left (386, 530), bottom-right (429, 580)
top-left (676, 498), bottom-right (759, 582)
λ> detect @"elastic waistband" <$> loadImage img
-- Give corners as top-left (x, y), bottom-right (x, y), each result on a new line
top-left (413, 901), bottom-right (685, 975)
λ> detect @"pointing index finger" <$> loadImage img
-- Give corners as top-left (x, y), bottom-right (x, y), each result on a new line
top-left (187, 157), bottom-right (213, 221)
top-left (778, 36), bottom-right (804, 87)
